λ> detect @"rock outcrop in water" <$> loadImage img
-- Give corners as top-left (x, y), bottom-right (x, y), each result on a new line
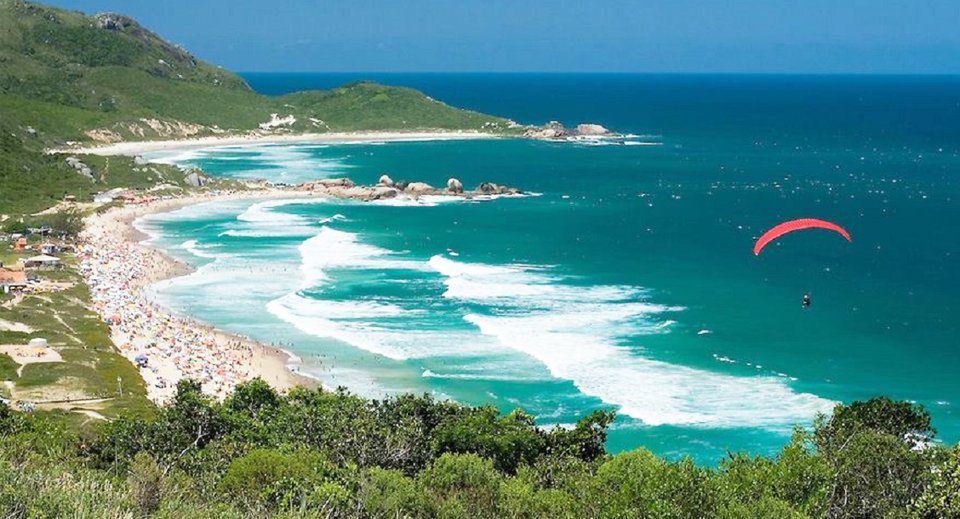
top-left (477, 182), bottom-right (520, 195)
top-left (378, 174), bottom-right (394, 187)
top-left (523, 121), bottom-right (615, 140)
top-left (404, 182), bottom-right (434, 194)
top-left (447, 178), bottom-right (464, 194)
top-left (298, 177), bottom-right (521, 201)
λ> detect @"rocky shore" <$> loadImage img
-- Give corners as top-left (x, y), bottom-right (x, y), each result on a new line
top-left (297, 175), bottom-right (522, 201)
top-left (523, 121), bottom-right (617, 140)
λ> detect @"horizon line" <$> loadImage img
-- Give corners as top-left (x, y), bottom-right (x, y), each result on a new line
top-left (236, 71), bottom-right (960, 77)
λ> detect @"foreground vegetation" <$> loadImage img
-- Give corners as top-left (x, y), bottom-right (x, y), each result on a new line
top-left (0, 381), bottom-right (957, 518)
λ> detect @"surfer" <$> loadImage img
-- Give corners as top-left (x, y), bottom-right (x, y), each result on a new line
top-left (802, 293), bottom-right (811, 309)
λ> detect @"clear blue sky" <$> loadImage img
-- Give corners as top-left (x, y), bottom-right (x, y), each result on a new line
top-left (45, 0), bottom-right (960, 73)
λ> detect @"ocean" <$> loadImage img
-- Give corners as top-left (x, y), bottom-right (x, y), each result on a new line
top-left (136, 74), bottom-right (960, 463)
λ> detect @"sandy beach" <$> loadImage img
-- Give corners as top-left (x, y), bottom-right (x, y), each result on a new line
top-left (78, 189), bottom-right (318, 402)
top-left (54, 130), bottom-right (502, 157)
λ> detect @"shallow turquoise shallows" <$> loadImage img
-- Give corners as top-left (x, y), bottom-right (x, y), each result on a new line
top-left (137, 75), bottom-right (960, 463)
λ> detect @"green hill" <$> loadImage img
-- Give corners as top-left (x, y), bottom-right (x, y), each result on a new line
top-left (0, 0), bottom-right (518, 214)
top-left (0, 0), bottom-right (515, 144)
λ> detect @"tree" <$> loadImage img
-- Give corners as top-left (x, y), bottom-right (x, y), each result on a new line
top-left (433, 407), bottom-right (547, 474)
top-left (815, 397), bottom-right (935, 456)
top-left (826, 431), bottom-right (928, 519)
top-left (225, 378), bottom-right (280, 419)
top-left (914, 445), bottom-right (960, 518)
top-left (43, 207), bottom-right (83, 237)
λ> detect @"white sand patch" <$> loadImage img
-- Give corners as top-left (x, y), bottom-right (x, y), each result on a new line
top-left (0, 319), bottom-right (34, 333)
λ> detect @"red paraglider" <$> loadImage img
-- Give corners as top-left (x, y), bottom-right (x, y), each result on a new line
top-left (753, 218), bottom-right (851, 256)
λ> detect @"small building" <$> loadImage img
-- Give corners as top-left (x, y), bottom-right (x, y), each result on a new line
top-left (40, 243), bottom-right (60, 255)
top-left (0, 270), bottom-right (28, 293)
top-left (19, 254), bottom-right (62, 270)
top-left (13, 237), bottom-right (27, 251)
top-left (63, 195), bottom-right (77, 202)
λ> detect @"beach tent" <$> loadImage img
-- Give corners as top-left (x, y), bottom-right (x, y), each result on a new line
top-left (28, 338), bottom-right (48, 348)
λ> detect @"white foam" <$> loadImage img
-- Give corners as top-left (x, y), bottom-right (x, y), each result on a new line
top-left (422, 369), bottom-right (544, 382)
top-left (298, 227), bottom-right (422, 285)
top-left (266, 293), bottom-right (498, 361)
top-left (432, 255), bottom-right (834, 429)
top-left (145, 144), bottom-right (353, 183)
top-left (318, 214), bottom-right (347, 224)
top-left (218, 198), bottom-right (334, 238)
top-left (179, 239), bottom-right (218, 259)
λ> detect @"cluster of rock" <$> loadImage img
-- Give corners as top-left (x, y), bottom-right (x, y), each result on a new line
top-left (183, 169), bottom-right (208, 188)
top-left (298, 175), bottom-right (520, 201)
top-left (523, 121), bottom-right (614, 140)
top-left (95, 12), bottom-right (137, 31)
top-left (65, 157), bottom-right (94, 181)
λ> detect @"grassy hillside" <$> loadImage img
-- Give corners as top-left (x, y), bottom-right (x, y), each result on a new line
top-left (0, 0), bottom-right (518, 215)
top-left (0, 0), bottom-right (516, 146)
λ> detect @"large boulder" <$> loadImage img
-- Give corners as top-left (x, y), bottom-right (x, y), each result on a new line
top-left (476, 182), bottom-right (521, 195)
top-left (405, 182), bottom-right (435, 194)
top-left (524, 121), bottom-right (568, 139)
top-left (574, 123), bottom-right (611, 136)
top-left (446, 178), bottom-right (464, 194)
top-left (369, 186), bottom-right (399, 200)
top-left (184, 171), bottom-right (206, 187)
top-left (95, 13), bottom-right (137, 31)
top-left (378, 174), bottom-right (394, 187)
top-left (477, 182), bottom-right (500, 194)
top-left (315, 178), bottom-right (355, 188)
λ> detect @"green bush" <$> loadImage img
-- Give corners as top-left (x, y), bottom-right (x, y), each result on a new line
top-left (219, 448), bottom-right (334, 509)
top-left (3, 379), bottom-right (960, 518)
top-left (419, 453), bottom-right (503, 518)
top-left (914, 444), bottom-right (960, 518)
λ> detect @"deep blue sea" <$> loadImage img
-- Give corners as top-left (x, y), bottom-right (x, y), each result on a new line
top-left (137, 74), bottom-right (960, 463)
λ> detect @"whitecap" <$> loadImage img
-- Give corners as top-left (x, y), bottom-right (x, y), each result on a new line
top-left (432, 255), bottom-right (834, 429)
top-left (179, 239), bottom-right (219, 259)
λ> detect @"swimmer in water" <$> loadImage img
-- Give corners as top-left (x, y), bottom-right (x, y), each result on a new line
top-left (802, 293), bottom-right (811, 309)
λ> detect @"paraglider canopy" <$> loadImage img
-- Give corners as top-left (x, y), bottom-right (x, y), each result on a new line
top-left (753, 218), bottom-right (851, 256)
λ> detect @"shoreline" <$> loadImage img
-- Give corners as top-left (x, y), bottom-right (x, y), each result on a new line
top-left (53, 130), bottom-right (505, 157)
top-left (79, 189), bottom-right (319, 402)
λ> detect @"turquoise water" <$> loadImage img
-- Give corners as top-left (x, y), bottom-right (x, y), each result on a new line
top-left (138, 75), bottom-right (960, 463)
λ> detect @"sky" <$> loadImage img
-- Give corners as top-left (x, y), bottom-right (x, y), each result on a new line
top-left (45, 0), bottom-right (960, 74)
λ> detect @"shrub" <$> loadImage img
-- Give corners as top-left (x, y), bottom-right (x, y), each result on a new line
top-left (419, 453), bottom-right (503, 518)
top-left (129, 452), bottom-right (162, 515)
top-left (218, 448), bottom-right (334, 509)
top-left (815, 397), bottom-right (935, 456)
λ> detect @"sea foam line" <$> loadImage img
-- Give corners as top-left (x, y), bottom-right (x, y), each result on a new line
top-left (428, 254), bottom-right (835, 429)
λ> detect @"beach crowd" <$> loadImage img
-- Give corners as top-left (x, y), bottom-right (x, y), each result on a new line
top-left (77, 205), bottom-right (259, 402)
